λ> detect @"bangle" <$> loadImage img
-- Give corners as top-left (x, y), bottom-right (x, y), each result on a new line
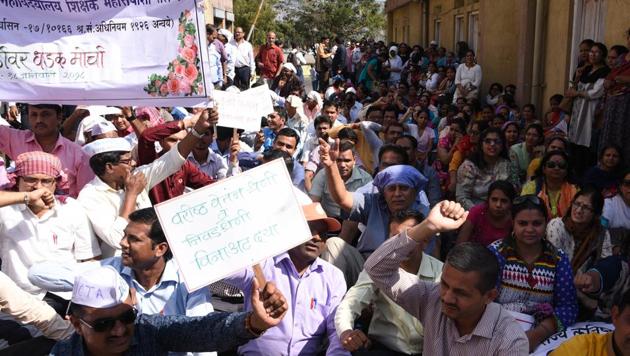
top-left (245, 312), bottom-right (266, 337)
top-left (23, 192), bottom-right (30, 205)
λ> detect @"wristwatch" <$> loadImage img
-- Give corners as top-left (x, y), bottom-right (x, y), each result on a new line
top-left (191, 128), bottom-right (205, 138)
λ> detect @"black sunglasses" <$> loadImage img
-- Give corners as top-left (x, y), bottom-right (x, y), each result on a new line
top-left (513, 195), bottom-right (542, 207)
top-left (545, 161), bottom-right (567, 170)
top-left (80, 308), bottom-right (137, 332)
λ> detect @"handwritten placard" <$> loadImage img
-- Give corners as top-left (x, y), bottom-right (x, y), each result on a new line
top-left (1, 1), bottom-right (212, 106)
top-left (154, 158), bottom-right (311, 292)
top-left (531, 322), bottom-right (614, 355)
top-left (213, 84), bottom-right (274, 132)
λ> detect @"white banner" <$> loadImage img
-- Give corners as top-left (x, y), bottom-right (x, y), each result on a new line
top-left (531, 322), bottom-right (614, 355)
top-left (0, 0), bottom-right (212, 106)
top-left (154, 159), bottom-right (312, 292)
top-left (213, 84), bottom-right (274, 132)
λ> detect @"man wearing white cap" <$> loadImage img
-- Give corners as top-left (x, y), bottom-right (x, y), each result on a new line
top-left (217, 29), bottom-right (236, 89)
top-left (223, 203), bottom-right (349, 356)
top-left (51, 265), bottom-right (288, 355)
top-left (303, 91), bottom-right (322, 122)
top-left (77, 109), bottom-right (217, 257)
top-left (285, 95), bottom-right (308, 158)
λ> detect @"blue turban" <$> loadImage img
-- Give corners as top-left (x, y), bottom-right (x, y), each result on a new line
top-left (372, 165), bottom-right (428, 193)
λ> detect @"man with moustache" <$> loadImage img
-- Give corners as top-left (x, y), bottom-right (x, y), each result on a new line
top-left (223, 203), bottom-right (349, 355)
top-left (49, 263), bottom-right (288, 355)
top-left (364, 201), bottom-right (529, 355)
top-left (0, 104), bottom-right (94, 197)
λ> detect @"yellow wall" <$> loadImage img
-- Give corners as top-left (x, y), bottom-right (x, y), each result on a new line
top-left (540, 0), bottom-right (572, 112)
top-left (604, 2), bottom-right (630, 47)
top-left (388, 2), bottom-right (423, 44)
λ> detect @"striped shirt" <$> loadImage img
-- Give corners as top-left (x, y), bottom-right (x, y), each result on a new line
top-left (364, 231), bottom-right (529, 356)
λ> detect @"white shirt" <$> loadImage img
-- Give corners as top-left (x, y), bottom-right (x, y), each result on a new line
top-left (78, 144), bottom-right (186, 258)
top-left (224, 41), bottom-right (237, 80)
top-left (0, 197), bottom-right (100, 297)
top-left (349, 101), bottom-right (363, 122)
top-left (387, 55), bottom-right (403, 83)
top-left (230, 38), bottom-right (255, 71)
top-left (187, 149), bottom-right (229, 180)
top-left (603, 195), bottom-right (630, 229)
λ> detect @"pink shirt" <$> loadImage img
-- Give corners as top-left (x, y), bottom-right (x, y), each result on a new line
top-left (466, 202), bottom-right (512, 246)
top-left (0, 127), bottom-right (94, 197)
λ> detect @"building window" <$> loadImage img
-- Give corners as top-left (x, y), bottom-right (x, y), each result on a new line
top-left (434, 20), bottom-right (441, 45)
top-left (468, 12), bottom-right (479, 53)
top-left (454, 15), bottom-right (465, 49)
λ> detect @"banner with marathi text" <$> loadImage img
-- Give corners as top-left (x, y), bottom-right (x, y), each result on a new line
top-left (0, 0), bottom-right (212, 105)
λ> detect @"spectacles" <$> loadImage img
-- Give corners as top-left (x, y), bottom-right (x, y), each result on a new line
top-left (483, 138), bottom-right (502, 146)
top-left (545, 161), bottom-right (567, 170)
top-left (79, 308), bottom-right (137, 333)
top-left (513, 195), bottom-right (542, 207)
top-left (116, 159), bottom-right (133, 166)
top-left (622, 180), bottom-right (630, 187)
top-left (572, 202), bottom-right (594, 212)
top-left (21, 176), bottom-right (56, 187)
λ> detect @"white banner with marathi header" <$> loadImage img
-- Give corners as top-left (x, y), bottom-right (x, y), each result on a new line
top-left (0, 0), bottom-right (212, 105)
top-left (531, 322), bottom-right (614, 355)
top-left (154, 159), bottom-right (312, 292)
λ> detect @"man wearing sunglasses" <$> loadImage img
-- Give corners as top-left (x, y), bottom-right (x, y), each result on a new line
top-left (51, 265), bottom-right (288, 355)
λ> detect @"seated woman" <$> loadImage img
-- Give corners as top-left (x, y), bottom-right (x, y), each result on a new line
top-left (522, 150), bottom-right (578, 219)
top-left (456, 127), bottom-right (520, 210)
top-left (447, 120), bottom-right (486, 196)
top-left (602, 169), bottom-right (630, 250)
top-left (603, 169), bottom-right (630, 230)
top-left (456, 180), bottom-right (515, 246)
top-left (434, 118), bottom-right (466, 193)
top-left (582, 144), bottom-right (625, 198)
top-left (502, 121), bottom-right (521, 149)
top-left (489, 195), bottom-right (578, 352)
top-left (546, 187), bottom-right (612, 272)
top-left (509, 123), bottom-right (545, 183)
top-left (527, 136), bottom-right (568, 181)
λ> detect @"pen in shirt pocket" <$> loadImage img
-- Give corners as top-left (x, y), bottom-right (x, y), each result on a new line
top-left (310, 298), bottom-right (317, 310)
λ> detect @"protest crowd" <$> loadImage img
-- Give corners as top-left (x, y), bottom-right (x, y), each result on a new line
top-left (1, 21), bottom-right (630, 356)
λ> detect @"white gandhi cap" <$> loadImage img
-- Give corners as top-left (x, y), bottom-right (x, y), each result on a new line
top-left (71, 266), bottom-right (130, 308)
top-left (82, 137), bottom-right (133, 157)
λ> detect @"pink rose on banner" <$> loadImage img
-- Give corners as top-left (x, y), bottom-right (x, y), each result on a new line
top-left (184, 64), bottom-right (198, 83)
top-left (174, 63), bottom-right (185, 76)
top-left (184, 34), bottom-right (194, 48)
top-left (179, 47), bottom-right (196, 63)
top-left (144, 10), bottom-right (205, 97)
top-left (167, 78), bottom-right (181, 95)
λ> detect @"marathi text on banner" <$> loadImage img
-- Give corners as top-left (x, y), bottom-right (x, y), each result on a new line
top-left (0, 1), bottom-right (212, 106)
top-left (154, 159), bottom-right (312, 292)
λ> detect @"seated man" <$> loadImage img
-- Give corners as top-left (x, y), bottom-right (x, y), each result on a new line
top-left (29, 208), bottom-right (213, 318)
top-left (310, 140), bottom-right (372, 220)
top-left (78, 110), bottom-right (215, 257)
top-left (0, 104), bottom-right (94, 197)
top-left (550, 288), bottom-right (630, 355)
top-left (238, 128), bottom-right (305, 191)
top-left (364, 201), bottom-right (529, 354)
top-left (335, 210), bottom-right (443, 355)
top-left (0, 152), bottom-right (101, 310)
top-left (224, 203), bottom-right (349, 355)
top-left (135, 118), bottom-right (215, 204)
top-left (50, 265), bottom-right (288, 355)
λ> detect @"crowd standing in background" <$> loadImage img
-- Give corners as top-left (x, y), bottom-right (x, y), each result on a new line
top-left (0, 24), bottom-right (630, 356)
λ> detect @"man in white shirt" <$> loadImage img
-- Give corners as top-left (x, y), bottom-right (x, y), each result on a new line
top-left (0, 152), bottom-right (101, 312)
top-left (218, 29), bottom-right (236, 89)
top-left (230, 26), bottom-right (255, 90)
top-left (77, 110), bottom-right (216, 258)
top-left (335, 210), bottom-right (442, 355)
top-left (187, 125), bottom-right (230, 180)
